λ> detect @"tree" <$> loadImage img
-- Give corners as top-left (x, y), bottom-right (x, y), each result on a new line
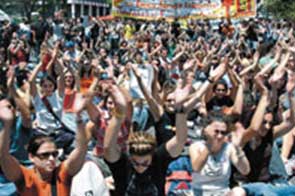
top-left (263, 0), bottom-right (295, 20)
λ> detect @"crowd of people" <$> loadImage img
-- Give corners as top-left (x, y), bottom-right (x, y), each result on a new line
top-left (1, 11), bottom-right (295, 195)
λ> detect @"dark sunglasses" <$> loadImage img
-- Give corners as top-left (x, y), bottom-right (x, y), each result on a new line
top-left (215, 88), bottom-right (226, 92)
top-left (214, 129), bottom-right (229, 136)
top-left (130, 159), bottom-right (151, 168)
top-left (263, 120), bottom-right (273, 126)
top-left (35, 151), bottom-right (59, 160)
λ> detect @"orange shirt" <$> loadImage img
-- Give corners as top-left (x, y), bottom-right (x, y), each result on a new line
top-left (80, 76), bottom-right (94, 94)
top-left (17, 162), bottom-right (72, 196)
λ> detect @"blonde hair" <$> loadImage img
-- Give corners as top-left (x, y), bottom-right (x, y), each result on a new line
top-left (128, 132), bottom-right (157, 156)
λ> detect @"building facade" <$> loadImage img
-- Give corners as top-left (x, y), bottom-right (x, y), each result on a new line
top-left (67, 0), bottom-right (110, 18)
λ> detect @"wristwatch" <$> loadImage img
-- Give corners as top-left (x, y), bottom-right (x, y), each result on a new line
top-left (175, 105), bottom-right (186, 114)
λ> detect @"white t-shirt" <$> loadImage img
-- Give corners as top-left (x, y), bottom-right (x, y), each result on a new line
top-left (71, 161), bottom-right (109, 196)
top-left (192, 141), bottom-right (232, 194)
top-left (32, 91), bottom-right (64, 131)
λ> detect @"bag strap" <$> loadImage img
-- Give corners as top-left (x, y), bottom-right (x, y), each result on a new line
top-left (51, 169), bottom-right (57, 196)
top-left (41, 97), bottom-right (75, 135)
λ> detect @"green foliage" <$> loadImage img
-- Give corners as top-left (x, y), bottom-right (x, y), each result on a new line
top-left (263, 0), bottom-right (295, 20)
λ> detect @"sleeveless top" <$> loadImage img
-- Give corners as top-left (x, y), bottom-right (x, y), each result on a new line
top-left (192, 141), bottom-right (232, 191)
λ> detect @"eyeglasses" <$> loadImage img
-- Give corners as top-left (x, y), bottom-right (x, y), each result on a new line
top-left (35, 151), bottom-right (59, 160)
top-left (215, 88), bottom-right (226, 92)
top-left (166, 99), bottom-right (174, 103)
top-left (263, 120), bottom-right (273, 126)
top-left (130, 159), bottom-right (151, 168)
top-left (214, 129), bottom-right (229, 136)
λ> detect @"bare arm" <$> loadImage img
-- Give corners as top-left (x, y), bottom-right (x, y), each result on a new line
top-left (7, 71), bottom-right (31, 128)
top-left (131, 64), bottom-right (162, 121)
top-left (166, 112), bottom-right (188, 157)
top-left (189, 142), bottom-right (210, 172)
top-left (29, 62), bottom-right (43, 97)
top-left (64, 101), bottom-right (91, 176)
top-left (0, 104), bottom-right (23, 182)
top-left (273, 70), bottom-right (295, 138)
top-left (230, 145), bottom-right (250, 175)
top-left (165, 86), bottom-right (189, 157)
top-left (241, 74), bottom-right (269, 146)
top-left (230, 131), bottom-right (250, 175)
top-left (103, 84), bottom-right (127, 163)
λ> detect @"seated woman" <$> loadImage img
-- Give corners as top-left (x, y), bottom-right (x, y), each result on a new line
top-left (189, 113), bottom-right (250, 196)
top-left (0, 96), bottom-right (91, 195)
top-left (103, 83), bottom-right (188, 196)
top-left (231, 68), bottom-right (295, 195)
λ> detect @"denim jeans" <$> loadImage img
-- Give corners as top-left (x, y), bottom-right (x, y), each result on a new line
top-left (0, 174), bottom-right (17, 196)
top-left (243, 182), bottom-right (295, 196)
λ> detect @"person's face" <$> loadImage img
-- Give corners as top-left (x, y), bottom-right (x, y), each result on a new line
top-left (106, 97), bottom-right (114, 111)
top-left (164, 93), bottom-right (175, 113)
top-left (41, 79), bottom-right (55, 97)
top-left (64, 72), bottom-right (74, 88)
top-left (135, 54), bottom-right (142, 63)
top-left (129, 154), bottom-right (152, 174)
top-left (0, 99), bottom-right (15, 116)
top-left (259, 113), bottom-right (273, 136)
top-left (205, 121), bottom-right (229, 144)
top-left (30, 142), bottom-right (58, 173)
top-left (99, 49), bottom-right (107, 58)
top-left (215, 84), bottom-right (227, 99)
top-left (162, 49), bottom-right (168, 57)
top-left (185, 71), bottom-right (195, 85)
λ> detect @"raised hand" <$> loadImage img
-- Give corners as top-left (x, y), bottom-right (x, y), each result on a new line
top-left (254, 73), bottom-right (268, 94)
top-left (108, 84), bottom-right (127, 117)
top-left (286, 69), bottom-right (295, 94)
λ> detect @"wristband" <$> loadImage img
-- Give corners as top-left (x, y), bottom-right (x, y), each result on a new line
top-left (207, 77), bottom-right (214, 83)
top-left (175, 105), bottom-right (185, 114)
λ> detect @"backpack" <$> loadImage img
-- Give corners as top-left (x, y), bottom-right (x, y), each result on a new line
top-left (165, 156), bottom-right (192, 195)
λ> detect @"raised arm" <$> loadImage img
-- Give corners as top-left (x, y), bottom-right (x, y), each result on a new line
top-left (29, 62), bottom-right (43, 97)
top-left (103, 84), bottom-right (127, 163)
top-left (7, 70), bottom-right (31, 128)
top-left (241, 74), bottom-right (269, 146)
top-left (273, 70), bottom-right (295, 138)
top-left (56, 58), bottom-right (65, 97)
top-left (64, 97), bottom-right (91, 176)
top-left (131, 63), bottom-right (162, 121)
top-left (0, 101), bottom-right (23, 182)
top-left (183, 62), bottom-right (227, 113)
top-left (229, 129), bottom-right (250, 175)
top-left (165, 87), bottom-right (189, 158)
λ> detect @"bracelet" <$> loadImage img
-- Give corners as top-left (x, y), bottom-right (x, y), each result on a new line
top-left (234, 145), bottom-right (246, 159)
top-left (175, 105), bottom-right (186, 114)
top-left (207, 77), bottom-right (214, 83)
top-left (237, 151), bottom-right (246, 159)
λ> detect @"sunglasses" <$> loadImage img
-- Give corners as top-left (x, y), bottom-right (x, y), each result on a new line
top-left (35, 151), bottom-right (59, 160)
top-left (130, 159), bottom-right (151, 168)
top-left (214, 129), bottom-right (229, 136)
top-left (215, 88), bottom-right (226, 92)
top-left (263, 120), bottom-right (273, 126)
